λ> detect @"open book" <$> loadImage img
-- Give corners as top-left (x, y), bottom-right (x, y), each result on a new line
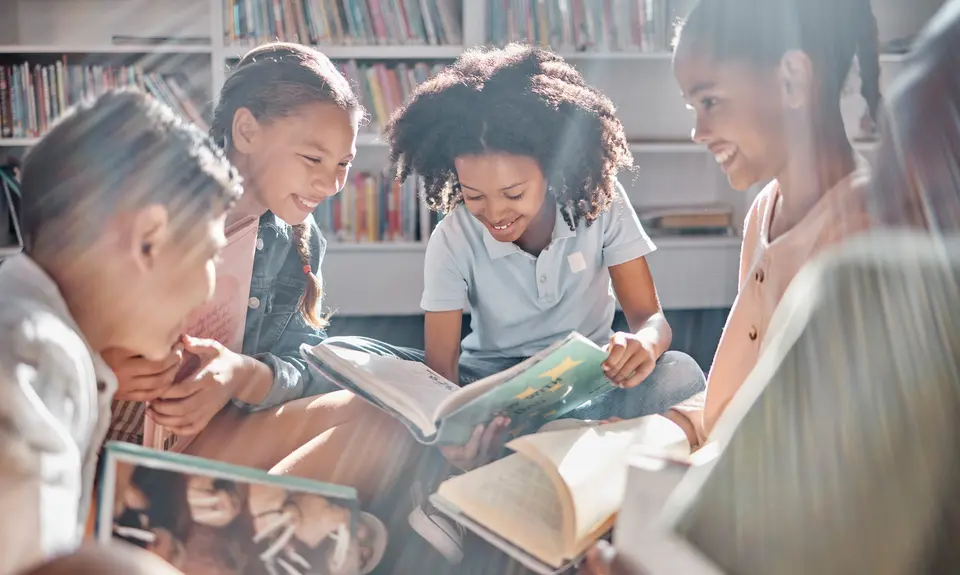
top-left (612, 445), bottom-right (725, 575)
top-left (97, 442), bottom-right (388, 575)
top-left (144, 215), bottom-right (260, 451)
top-left (301, 332), bottom-right (614, 445)
top-left (429, 416), bottom-right (691, 574)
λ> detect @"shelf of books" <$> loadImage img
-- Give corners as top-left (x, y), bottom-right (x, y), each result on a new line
top-left (0, 51), bottom-right (211, 144)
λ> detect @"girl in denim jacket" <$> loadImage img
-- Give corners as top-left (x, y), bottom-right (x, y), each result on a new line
top-left (104, 43), bottom-right (415, 511)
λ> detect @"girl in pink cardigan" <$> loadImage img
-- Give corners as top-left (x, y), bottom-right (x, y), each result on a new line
top-left (663, 0), bottom-right (883, 449)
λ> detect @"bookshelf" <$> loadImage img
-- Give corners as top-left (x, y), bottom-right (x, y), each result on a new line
top-left (0, 0), bottom-right (944, 316)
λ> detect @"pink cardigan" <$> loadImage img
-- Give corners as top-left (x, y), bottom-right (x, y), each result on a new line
top-left (674, 166), bottom-right (873, 447)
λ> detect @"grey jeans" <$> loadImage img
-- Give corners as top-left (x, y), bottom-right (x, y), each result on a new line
top-left (320, 336), bottom-right (705, 421)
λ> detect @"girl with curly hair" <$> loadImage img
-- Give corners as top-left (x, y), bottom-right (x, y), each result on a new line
top-left (324, 43), bottom-right (706, 472)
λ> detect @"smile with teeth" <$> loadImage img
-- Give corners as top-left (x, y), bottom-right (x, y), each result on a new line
top-left (294, 194), bottom-right (321, 209)
top-left (491, 218), bottom-right (518, 231)
top-left (714, 149), bottom-right (736, 165)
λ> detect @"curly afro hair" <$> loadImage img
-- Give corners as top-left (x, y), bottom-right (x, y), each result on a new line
top-left (383, 43), bottom-right (633, 230)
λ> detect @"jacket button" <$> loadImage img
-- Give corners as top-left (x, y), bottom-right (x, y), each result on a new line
top-left (248, 297), bottom-right (260, 309)
top-left (748, 326), bottom-right (758, 340)
top-left (256, 237), bottom-right (264, 251)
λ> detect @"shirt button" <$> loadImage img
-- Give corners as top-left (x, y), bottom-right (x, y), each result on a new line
top-left (755, 268), bottom-right (765, 282)
top-left (248, 297), bottom-right (260, 309)
top-left (96, 380), bottom-right (106, 392)
top-left (748, 326), bottom-right (758, 340)
top-left (256, 237), bottom-right (264, 251)
top-left (539, 275), bottom-right (547, 283)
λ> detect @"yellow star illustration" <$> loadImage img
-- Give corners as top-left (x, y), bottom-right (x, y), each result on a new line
top-left (514, 386), bottom-right (537, 400)
top-left (546, 381), bottom-right (565, 393)
top-left (538, 357), bottom-right (583, 381)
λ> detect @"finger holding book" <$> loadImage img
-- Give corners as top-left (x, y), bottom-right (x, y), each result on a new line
top-left (602, 333), bottom-right (658, 389)
top-left (104, 344), bottom-right (184, 402)
top-left (439, 416), bottom-right (512, 471)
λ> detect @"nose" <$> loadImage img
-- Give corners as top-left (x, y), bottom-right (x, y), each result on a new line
top-left (311, 168), bottom-right (343, 198)
top-left (692, 114), bottom-right (711, 144)
top-left (487, 198), bottom-right (512, 224)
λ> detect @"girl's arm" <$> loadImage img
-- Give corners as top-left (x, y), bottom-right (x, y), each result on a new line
top-left (424, 310), bottom-right (464, 384)
top-left (610, 256), bottom-right (672, 358)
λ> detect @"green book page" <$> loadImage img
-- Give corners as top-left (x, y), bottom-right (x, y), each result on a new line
top-left (436, 335), bottom-right (613, 444)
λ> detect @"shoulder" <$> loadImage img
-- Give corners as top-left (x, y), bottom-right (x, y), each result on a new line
top-left (0, 302), bottom-right (95, 388)
top-left (429, 206), bottom-right (481, 257)
top-left (0, 302), bottom-right (96, 452)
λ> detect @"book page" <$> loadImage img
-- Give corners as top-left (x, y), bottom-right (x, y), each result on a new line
top-left (509, 416), bottom-right (690, 548)
top-left (436, 455), bottom-right (569, 568)
top-left (307, 344), bottom-right (458, 434)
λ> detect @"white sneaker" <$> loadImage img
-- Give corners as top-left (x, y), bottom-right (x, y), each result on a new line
top-left (407, 481), bottom-right (464, 565)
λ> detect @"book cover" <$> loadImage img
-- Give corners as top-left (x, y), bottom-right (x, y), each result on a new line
top-left (97, 442), bottom-right (386, 575)
top-left (436, 335), bottom-right (613, 443)
top-left (301, 332), bottom-right (615, 445)
top-left (144, 216), bottom-right (260, 452)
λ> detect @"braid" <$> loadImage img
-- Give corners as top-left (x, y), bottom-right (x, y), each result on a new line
top-left (292, 223), bottom-right (327, 329)
top-left (856, 0), bottom-right (883, 123)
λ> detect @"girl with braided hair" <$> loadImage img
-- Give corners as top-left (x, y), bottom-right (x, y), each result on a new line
top-left (664, 0), bottom-right (883, 447)
top-left (102, 43), bottom-right (415, 515)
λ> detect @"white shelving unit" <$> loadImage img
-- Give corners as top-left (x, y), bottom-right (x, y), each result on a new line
top-left (0, 0), bottom-right (943, 315)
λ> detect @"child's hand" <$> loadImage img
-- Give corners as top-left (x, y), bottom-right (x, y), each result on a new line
top-left (603, 332), bottom-right (657, 388)
top-left (147, 336), bottom-right (245, 436)
top-left (186, 476), bottom-right (241, 527)
top-left (579, 540), bottom-right (638, 575)
top-left (103, 344), bottom-right (183, 402)
top-left (440, 416), bottom-right (511, 471)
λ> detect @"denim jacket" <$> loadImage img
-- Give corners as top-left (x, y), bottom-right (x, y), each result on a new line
top-left (235, 211), bottom-right (337, 411)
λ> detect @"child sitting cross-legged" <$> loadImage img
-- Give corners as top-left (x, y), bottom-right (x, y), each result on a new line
top-left (322, 43), bottom-right (707, 565)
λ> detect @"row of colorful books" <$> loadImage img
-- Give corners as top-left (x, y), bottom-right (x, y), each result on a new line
top-left (488, 0), bottom-right (672, 53)
top-left (314, 170), bottom-right (425, 243)
top-left (335, 60), bottom-right (443, 133)
top-left (0, 62), bottom-right (205, 140)
top-left (224, 0), bottom-right (463, 47)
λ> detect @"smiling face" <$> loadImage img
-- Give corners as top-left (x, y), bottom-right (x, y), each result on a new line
top-left (673, 46), bottom-right (790, 191)
top-left (454, 153), bottom-right (550, 243)
top-left (233, 100), bottom-right (358, 225)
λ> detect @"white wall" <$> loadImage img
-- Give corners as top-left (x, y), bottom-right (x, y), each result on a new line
top-left (6, 0), bottom-right (210, 45)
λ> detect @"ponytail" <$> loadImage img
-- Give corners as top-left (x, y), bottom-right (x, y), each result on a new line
top-left (856, 0), bottom-right (883, 123)
top-left (292, 222), bottom-right (328, 329)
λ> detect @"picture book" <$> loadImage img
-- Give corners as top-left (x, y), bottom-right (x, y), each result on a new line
top-left (429, 416), bottom-right (692, 574)
top-left (144, 215), bottom-right (260, 452)
top-left (97, 441), bottom-right (388, 575)
top-left (300, 332), bottom-right (615, 445)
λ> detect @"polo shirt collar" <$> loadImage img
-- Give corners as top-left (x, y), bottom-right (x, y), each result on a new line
top-left (482, 204), bottom-right (577, 259)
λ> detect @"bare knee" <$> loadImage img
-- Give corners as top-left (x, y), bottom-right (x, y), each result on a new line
top-left (22, 543), bottom-right (181, 575)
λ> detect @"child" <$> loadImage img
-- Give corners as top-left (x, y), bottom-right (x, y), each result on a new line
top-left (326, 44), bottom-right (706, 471)
top-left (666, 0), bottom-right (882, 449)
top-left (103, 43), bottom-right (415, 506)
top-left (0, 89), bottom-right (240, 574)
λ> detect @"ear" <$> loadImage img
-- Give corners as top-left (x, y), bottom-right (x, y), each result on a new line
top-left (777, 50), bottom-right (815, 110)
top-left (128, 204), bottom-right (170, 274)
top-left (231, 107), bottom-right (262, 155)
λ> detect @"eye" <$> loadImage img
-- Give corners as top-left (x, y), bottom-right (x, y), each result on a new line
top-left (700, 96), bottom-right (719, 110)
top-left (338, 161), bottom-right (352, 168)
top-left (300, 155), bottom-right (322, 165)
top-left (463, 194), bottom-right (483, 202)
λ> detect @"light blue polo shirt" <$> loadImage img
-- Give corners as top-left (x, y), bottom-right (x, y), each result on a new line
top-left (421, 181), bottom-right (656, 359)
